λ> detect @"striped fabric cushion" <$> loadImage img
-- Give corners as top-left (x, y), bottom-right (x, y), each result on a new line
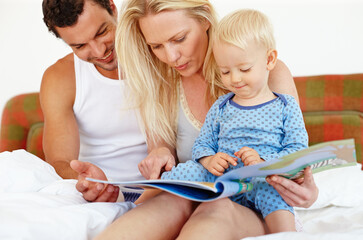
top-left (294, 74), bottom-right (363, 165)
top-left (1, 74), bottom-right (363, 168)
top-left (0, 93), bottom-right (44, 159)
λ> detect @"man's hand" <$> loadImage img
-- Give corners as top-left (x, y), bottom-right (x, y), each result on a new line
top-left (138, 147), bottom-right (176, 179)
top-left (199, 153), bottom-right (238, 176)
top-left (234, 147), bottom-right (264, 166)
top-left (70, 160), bottom-right (119, 202)
top-left (266, 167), bottom-right (319, 208)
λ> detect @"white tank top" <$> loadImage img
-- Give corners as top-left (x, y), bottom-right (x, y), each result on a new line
top-left (176, 81), bottom-right (202, 163)
top-left (73, 55), bottom-right (147, 181)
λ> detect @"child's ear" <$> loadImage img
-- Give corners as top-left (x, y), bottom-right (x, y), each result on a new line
top-left (266, 49), bottom-right (278, 71)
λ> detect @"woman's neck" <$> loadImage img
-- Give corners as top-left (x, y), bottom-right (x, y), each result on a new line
top-left (181, 69), bottom-right (206, 87)
top-left (180, 72), bottom-right (210, 124)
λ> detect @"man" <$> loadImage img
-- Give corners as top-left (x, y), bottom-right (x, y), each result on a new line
top-left (41, 0), bottom-right (176, 202)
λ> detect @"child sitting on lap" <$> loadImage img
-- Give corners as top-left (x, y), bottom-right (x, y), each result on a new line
top-left (162, 9), bottom-right (308, 233)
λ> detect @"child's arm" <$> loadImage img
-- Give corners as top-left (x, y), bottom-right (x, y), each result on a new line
top-left (199, 153), bottom-right (238, 176)
top-left (276, 95), bottom-right (308, 157)
top-left (235, 147), bottom-right (264, 166)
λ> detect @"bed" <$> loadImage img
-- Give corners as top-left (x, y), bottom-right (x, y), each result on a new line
top-left (245, 160), bottom-right (363, 240)
top-left (1, 150), bottom-right (362, 240)
top-left (0, 150), bottom-right (134, 240)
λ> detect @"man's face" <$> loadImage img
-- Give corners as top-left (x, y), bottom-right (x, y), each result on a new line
top-left (56, 1), bottom-right (118, 72)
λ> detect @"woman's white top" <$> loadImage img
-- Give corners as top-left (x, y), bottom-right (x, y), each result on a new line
top-left (176, 81), bottom-right (202, 163)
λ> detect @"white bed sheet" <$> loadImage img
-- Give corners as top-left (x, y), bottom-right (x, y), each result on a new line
top-left (0, 150), bottom-right (134, 240)
top-left (1, 150), bottom-right (363, 240)
top-left (243, 205), bottom-right (363, 240)
top-left (243, 163), bottom-right (363, 240)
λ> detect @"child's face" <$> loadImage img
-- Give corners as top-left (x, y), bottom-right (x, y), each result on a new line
top-left (213, 40), bottom-right (274, 104)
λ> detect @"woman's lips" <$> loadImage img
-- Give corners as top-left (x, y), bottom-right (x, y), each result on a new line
top-left (175, 63), bottom-right (188, 71)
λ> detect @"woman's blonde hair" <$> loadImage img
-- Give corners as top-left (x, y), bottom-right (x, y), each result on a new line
top-left (116, 0), bottom-right (220, 147)
top-left (204, 9), bottom-right (276, 93)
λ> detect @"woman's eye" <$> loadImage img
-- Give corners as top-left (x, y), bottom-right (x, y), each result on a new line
top-left (175, 36), bottom-right (185, 43)
top-left (151, 45), bottom-right (161, 50)
top-left (221, 71), bottom-right (230, 75)
top-left (240, 68), bottom-right (251, 72)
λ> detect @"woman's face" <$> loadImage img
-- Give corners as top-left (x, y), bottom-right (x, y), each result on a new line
top-left (139, 10), bottom-right (210, 77)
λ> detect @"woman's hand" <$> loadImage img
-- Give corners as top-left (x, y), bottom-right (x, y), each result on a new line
top-left (138, 147), bottom-right (176, 179)
top-left (266, 167), bottom-right (318, 208)
top-left (70, 160), bottom-right (120, 202)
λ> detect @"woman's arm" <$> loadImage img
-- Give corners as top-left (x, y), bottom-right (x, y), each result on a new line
top-left (268, 59), bottom-right (299, 104)
top-left (268, 61), bottom-right (319, 207)
top-left (138, 137), bottom-right (177, 179)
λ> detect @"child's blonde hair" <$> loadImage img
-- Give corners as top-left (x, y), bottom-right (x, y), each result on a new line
top-left (215, 9), bottom-right (275, 51)
top-left (204, 9), bottom-right (276, 93)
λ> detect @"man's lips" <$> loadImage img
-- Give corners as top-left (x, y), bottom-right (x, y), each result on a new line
top-left (97, 49), bottom-right (114, 63)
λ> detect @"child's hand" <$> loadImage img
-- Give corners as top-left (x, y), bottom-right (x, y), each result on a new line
top-left (199, 153), bottom-right (238, 176)
top-left (234, 147), bottom-right (264, 166)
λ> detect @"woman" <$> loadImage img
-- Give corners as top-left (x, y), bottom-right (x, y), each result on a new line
top-left (96, 0), bottom-right (318, 239)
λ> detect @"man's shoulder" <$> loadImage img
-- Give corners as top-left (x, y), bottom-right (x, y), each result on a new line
top-left (41, 53), bottom-right (76, 88)
top-left (40, 53), bottom-right (76, 104)
top-left (45, 53), bottom-right (75, 77)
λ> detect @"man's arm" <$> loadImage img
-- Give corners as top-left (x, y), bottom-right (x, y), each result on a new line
top-left (40, 54), bottom-right (79, 179)
top-left (40, 55), bottom-right (118, 202)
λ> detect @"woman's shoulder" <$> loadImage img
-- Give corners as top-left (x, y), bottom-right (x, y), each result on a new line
top-left (273, 92), bottom-right (298, 106)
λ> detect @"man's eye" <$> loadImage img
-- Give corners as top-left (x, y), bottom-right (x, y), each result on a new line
top-left (97, 28), bottom-right (108, 36)
top-left (75, 44), bottom-right (85, 49)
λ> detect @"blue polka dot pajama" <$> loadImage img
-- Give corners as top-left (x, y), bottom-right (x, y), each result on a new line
top-left (162, 92), bottom-right (308, 218)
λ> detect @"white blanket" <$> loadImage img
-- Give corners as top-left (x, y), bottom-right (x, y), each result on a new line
top-left (1, 150), bottom-right (363, 240)
top-left (244, 162), bottom-right (363, 240)
top-left (0, 150), bottom-right (134, 240)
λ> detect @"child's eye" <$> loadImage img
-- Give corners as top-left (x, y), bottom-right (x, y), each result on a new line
top-left (240, 68), bottom-right (251, 72)
top-left (221, 71), bottom-right (230, 75)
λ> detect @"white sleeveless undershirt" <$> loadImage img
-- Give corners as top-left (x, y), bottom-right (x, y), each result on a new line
top-left (73, 55), bottom-right (147, 181)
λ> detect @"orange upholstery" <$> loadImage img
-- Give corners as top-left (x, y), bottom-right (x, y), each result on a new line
top-left (294, 74), bottom-right (363, 165)
top-left (1, 74), bottom-right (362, 167)
top-left (0, 93), bottom-right (44, 159)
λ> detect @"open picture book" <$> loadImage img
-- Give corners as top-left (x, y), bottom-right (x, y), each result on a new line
top-left (87, 139), bottom-right (356, 202)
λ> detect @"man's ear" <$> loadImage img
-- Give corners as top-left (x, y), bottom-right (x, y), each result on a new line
top-left (109, 0), bottom-right (117, 16)
top-left (266, 49), bottom-right (278, 71)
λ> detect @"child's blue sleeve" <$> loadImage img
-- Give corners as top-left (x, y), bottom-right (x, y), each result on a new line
top-left (261, 95), bottom-right (308, 160)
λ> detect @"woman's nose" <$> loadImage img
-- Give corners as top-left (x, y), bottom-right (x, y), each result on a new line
top-left (165, 45), bottom-right (180, 64)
